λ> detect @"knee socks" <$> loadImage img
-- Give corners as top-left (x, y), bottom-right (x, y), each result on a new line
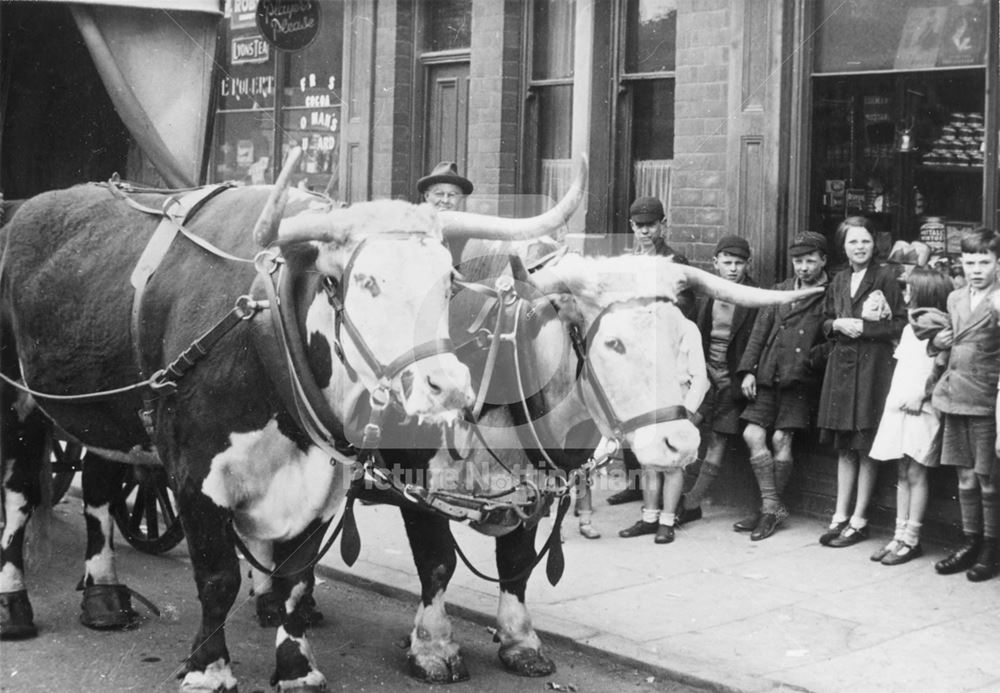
top-left (774, 457), bottom-right (793, 495)
top-left (982, 490), bottom-right (999, 540)
top-left (685, 459), bottom-right (720, 508)
top-left (959, 486), bottom-right (984, 536)
top-left (750, 452), bottom-right (779, 513)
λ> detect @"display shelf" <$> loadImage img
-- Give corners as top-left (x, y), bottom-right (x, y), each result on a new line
top-left (915, 164), bottom-right (984, 173)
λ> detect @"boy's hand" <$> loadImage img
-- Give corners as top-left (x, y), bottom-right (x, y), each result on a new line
top-left (900, 395), bottom-right (924, 415)
top-left (932, 328), bottom-right (953, 349)
top-left (834, 318), bottom-right (863, 338)
top-left (741, 373), bottom-right (757, 400)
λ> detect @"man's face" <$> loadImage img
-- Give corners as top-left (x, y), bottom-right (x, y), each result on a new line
top-left (713, 251), bottom-right (748, 283)
top-left (960, 251), bottom-right (999, 290)
top-left (791, 251), bottom-right (827, 285)
top-left (424, 182), bottom-right (464, 211)
top-left (630, 218), bottom-right (663, 250)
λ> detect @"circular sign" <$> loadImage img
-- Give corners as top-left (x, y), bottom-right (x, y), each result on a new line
top-left (255, 0), bottom-right (320, 52)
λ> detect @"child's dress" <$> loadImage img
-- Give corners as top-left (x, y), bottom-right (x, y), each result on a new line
top-left (869, 323), bottom-right (940, 466)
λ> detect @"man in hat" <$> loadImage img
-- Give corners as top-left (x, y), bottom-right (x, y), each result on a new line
top-left (733, 231), bottom-right (830, 540)
top-left (417, 161), bottom-right (474, 212)
top-left (675, 234), bottom-right (758, 526)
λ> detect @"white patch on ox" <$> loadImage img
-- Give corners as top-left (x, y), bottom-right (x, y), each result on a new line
top-left (83, 502), bottom-right (119, 584)
top-left (179, 657), bottom-right (237, 692)
top-left (410, 590), bottom-right (460, 664)
top-left (12, 391), bottom-right (35, 422)
top-left (285, 579), bottom-right (307, 618)
top-left (274, 626), bottom-right (326, 690)
top-left (495, 591), bottom-right (541, 651)
top-left (0, 487), bottom-right (30, 591)
top-left (202, 419), bottom-right (350, 542)
top-left (245, 539), bottom-right (274, 597)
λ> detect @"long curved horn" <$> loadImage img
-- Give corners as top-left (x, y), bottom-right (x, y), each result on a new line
top-left (253, 146), bottom-right (303, 247)
top-left (274, 211), bottom-right (351, 246)
top-left (438, 154), bottom-right (588, 241)
top-left (678, 265), bottom-right (825, 306)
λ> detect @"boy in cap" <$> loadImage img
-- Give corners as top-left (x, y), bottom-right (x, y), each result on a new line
top-left (734, 231), bottom-right (831, 540)
top-left (608, 196), bottom-right (693, 507)
top-left (676, 235), bottom-right (757, 523)
top-left (418, 161), bottom-right (473, 212)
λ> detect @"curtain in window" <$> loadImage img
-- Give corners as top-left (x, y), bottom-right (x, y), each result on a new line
top-left (70, 3), bottom-right (219, 187)
top-left (634, 159), bottom-right (672, 211)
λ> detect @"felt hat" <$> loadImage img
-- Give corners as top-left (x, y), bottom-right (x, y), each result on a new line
top-left (417, 161), bottom-right (474, 195)
top-left (788, 231), bottom-right (828, 256)
top-left (629, 196), bottom-right (665, 224)
top-left (714, 234), bottom-right (750, 259)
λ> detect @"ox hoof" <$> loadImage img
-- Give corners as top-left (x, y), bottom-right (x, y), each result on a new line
top-left (79, 584), bottom-right (139, 630)
top-left (407, 652), bottom-right (470, 684)
top-left (0, 590), bottom-right (38, 640)
top-left (498, 646), bottom-right (556, 677)
top-left (256, 592), bottom-right (324, 628)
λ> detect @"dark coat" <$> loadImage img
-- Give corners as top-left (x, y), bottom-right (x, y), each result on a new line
top-left (634, 236), bottom-right (695, 320)
top-left (695, 275), bottom-right (759, 400)
top-left (816, 264), bottom-right (905, 433)
top-left (736, 276), bottom-right (830, 389)
top-left (930, 287), bottom-right (1000, 417)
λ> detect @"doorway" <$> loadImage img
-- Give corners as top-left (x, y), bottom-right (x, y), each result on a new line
top-left (423, 61), bottom-right (470, 182)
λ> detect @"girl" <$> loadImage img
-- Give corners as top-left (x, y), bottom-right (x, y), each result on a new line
top-left (868, 267), bottom-right (953, 564)
top-left (816, 217), bottom-right (906, 548)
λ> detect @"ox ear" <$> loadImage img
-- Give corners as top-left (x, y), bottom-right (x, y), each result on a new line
top-left (253, 147), bottom-right (303, 247)
top-left (438, 154), bottom-right (587, 241)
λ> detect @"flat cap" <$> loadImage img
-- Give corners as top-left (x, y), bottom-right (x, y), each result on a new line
top-left (714, 234), bottom-right (750, 259)
top-left (788, 231), bottom-right (828, 256)
top-left (629, 196), bottom-right (664, 224)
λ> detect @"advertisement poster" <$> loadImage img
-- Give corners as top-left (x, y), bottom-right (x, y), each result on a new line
top-left (894, 6), bottom-right (948, 69)
top-left (937, 2), bottom-right (986, 67)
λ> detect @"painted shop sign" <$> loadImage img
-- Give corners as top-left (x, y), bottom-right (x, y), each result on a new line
top-left (231, 35), bottom-right (270, 65)
top-left (255, 0), bottom-right (320, 51)
top-left (226, 0), bottom-right (259, 30)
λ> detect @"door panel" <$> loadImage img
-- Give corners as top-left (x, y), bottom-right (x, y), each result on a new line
top-left (424, 62), bottom-right (469, 175)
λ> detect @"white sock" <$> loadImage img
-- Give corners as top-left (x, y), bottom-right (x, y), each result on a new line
top-left (641, 507), bottom-right (658, 524)
top-left (659, 511), bottom-right (677, 526)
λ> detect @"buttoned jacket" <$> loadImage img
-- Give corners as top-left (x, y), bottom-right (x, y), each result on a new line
top-left (695, 275), bottom-right (759, 399)
top-left (931, 286), bottom-right (1000, 416)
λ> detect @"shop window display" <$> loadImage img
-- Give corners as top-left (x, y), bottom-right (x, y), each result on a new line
top-left (211, 0), bottom-right (343, 192)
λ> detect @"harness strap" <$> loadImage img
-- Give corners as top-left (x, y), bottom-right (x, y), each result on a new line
top-left (619, 406), bottom-right (689, 432)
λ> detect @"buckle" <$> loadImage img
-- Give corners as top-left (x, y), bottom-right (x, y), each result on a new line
top-left (254, 249), bottom-right (281, 275)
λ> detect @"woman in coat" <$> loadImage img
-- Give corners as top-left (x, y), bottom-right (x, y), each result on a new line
top-left (816, 216), bottom-right (905, 547)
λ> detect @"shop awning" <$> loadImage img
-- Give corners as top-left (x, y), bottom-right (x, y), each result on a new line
top-left (39, 0), bottom-right (221, 186)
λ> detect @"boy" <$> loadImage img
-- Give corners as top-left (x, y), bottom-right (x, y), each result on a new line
top-left (931, 228), bottom-right (1000, 582)
top-left (677, 235), bottom-right (757, 523)
top-left (735, 231), bottom-right (830, 540)
top-left (608, 196), bottom-right (693, 506)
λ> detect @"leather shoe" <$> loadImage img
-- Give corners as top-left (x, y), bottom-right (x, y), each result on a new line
top-left (733, 512), bottom-right (760, 532)
top-left (654, 524), bottom-right (675, 544)
top-left (750, 507), bottom-right (788, 541)
top-left (675, 495), bottom-right (702, 526)
top-left (935, 534), bottom-right (982, 575)
top-left (870, 540), bottom-right (900, 562)
top-left (618, 520), bottom-right (658, 538)
top-left (578, 523), bottom-right (601, 540)
top-left (827, 524), bottom-right (869, 548)
top-left (819, 520), bottom-right (849, 546)
top-left (607, 488), bottom-right (642, 506)
top-left (881, 542), bottom-right (922, 566)
top-left (966, 539), bottom-right (999, 582)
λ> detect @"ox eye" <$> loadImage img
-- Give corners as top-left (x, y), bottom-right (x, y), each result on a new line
top-left (603, 338), bottom-right (625, 354)
top-left (355, 274), bottom-right (380, 297)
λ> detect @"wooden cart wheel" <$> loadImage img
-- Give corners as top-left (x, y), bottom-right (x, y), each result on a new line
top-left (112, 464), bottom-right (185, 555)
top-left (45, 429), bottom-right (83, 506)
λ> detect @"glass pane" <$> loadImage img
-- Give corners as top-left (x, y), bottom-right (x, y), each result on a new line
top-left (814, 0), bottom-right (987, 73)
top-left (538, 84), bottom-right (573, 159)
top-left (632, 79), bottom-right (674, 160)
top-left (211, 110), bottom-right (276, 184)
top-left (217, 1), bottom-right (277, 111)
top-left (624, 0), bottom-right (677, 74)
top-left (281, 0), bottom-right (344, 191)
top-left (532, 0), bottom-right (575, 80)
top-left (424, 0), bottom-right (472, 52)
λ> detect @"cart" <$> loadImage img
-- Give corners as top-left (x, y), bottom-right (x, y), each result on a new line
top-left (46, 427), bottom-right (184, 555)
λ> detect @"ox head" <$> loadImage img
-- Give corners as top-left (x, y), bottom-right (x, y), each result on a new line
top-left (529, 254), bottom-right (823, 467)
top-left (251, 149), bottom-right (588, 426)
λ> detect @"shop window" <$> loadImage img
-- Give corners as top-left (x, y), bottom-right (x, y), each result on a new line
top-left (809, 1), bottom-right (993, 262)
top-left (526, 0), bottom-right (575, 208)
top-left (210, 0), bottom-right (343, 192)
top-left (423, 0), bottom-right (472, 52)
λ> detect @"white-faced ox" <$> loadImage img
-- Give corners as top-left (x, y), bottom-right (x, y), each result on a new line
top-left (0, 160), bottom-right (584, 691)
top-left (312, 246), bottom-right (823, 683)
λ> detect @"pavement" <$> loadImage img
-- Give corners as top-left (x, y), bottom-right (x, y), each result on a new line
top-left (317, 479), bottom-right (1000, 693)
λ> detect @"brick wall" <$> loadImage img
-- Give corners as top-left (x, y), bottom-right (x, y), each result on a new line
top-left (671, 1), bottom-right (732, 268)
top-left (370, 0), bottom-right (416, 200)
top-left (467, 0), bottom-right (522, 215)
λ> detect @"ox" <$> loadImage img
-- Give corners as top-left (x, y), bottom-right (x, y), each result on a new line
top-left (0, 152), bottom-right (585, 691)
top-left (273, 240), bottom-right (823, 682)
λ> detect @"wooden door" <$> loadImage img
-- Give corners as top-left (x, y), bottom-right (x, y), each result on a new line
top-left (424, 62), bottom-right (469, 176)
